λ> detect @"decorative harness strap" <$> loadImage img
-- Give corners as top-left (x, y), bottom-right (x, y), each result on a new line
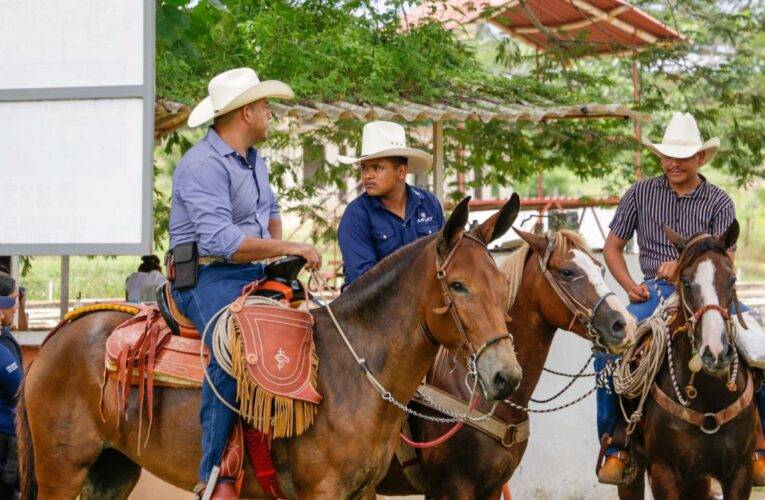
top-left (651, 371), bottom-right (753, 434)
top-left (537, 232), bottom-right (613, 347)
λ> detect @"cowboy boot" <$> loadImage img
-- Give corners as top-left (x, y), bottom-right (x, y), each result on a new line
top-left (598, 450), bottom-right (629, 485)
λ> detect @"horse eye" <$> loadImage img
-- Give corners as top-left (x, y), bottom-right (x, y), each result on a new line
top-left (681, 279), bottom-right (692, 289)
top-left (559, 268), bottom-right (574, 279)
top-left (450, 281), bottom-right (468, 293)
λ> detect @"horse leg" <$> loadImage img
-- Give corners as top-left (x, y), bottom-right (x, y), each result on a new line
top-left (646, 461), bottom-right (681, 500)
top-left (617, 453), bottom-right (646, 500)
top-left (678, 477), bottom-right (710, 499)
top-left (80, 448), bottom-right (142, 500)
top-left (720, 463), bottom-right (752, 500)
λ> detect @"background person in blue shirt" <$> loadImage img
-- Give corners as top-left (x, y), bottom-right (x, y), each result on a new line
top-left (169, 68), bottom-right (321, 498)
top-left (337, 121), bottom-right (444, 285)
top-left (0, 272), bottom-right (23, 499)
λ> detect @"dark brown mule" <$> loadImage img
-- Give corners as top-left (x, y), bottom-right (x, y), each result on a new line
top-left (378, 228), bottom-right (635, 498)
top-left (17, 196), bottom-right (523, 500)
top-left (618, 221), bottom-right (754, 500)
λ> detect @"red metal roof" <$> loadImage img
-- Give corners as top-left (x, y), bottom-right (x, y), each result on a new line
top-left (404, 0), bottom-right (682, 55)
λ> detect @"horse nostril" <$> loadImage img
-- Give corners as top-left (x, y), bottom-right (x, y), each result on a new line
top-left (493, 372), bottom-right (508, 393)
top-left (491, 370), bottom-right (520, 400)
top-left (611, 319), bottom-right (626, 335)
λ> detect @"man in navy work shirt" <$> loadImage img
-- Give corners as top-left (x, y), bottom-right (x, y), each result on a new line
top-left (169, 67), bottom-right (321, 499)
top-left (337, 121), bottom-right (444, 285)
top-left (595, 112), bottom-right (765, 485)
top-left (0, 272), bottom-right (22, 499)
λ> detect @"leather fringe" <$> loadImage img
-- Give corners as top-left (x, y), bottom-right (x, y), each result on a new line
top-left (230, 329), bottom-right (318, 438)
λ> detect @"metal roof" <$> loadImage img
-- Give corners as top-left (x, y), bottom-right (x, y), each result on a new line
top-left (153, 98), bottom-right (648, 139)
top-left (269, 100), bottom-right (649, 124)
top-left (404, 0), bottom-right (682, 55)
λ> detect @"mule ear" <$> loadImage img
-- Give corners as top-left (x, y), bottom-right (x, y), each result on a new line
top-left (663, 224), bottom-right (686, 252)
top-left (470, 193), bottom-right (521, 245)
top-left (438, 196), bottom-right (471, 256)
top-left (720, 219), bottom-right (739, 250)
top-left (514, 227), bottom-right (548, 255)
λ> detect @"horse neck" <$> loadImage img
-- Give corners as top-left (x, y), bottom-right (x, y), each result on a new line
top-left (506, 254), bottom-right (558, 408)
top-left (316, 249), bottom-right (439, 404)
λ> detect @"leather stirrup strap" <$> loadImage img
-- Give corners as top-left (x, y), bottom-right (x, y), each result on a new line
top-left (395, 420), bottom-right (429, 493)
top-left (651, 372), bottom-right (754, 433)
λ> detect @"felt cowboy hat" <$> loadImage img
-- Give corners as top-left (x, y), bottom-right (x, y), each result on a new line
top-left (187, 68), bottom-right (294, 128)
top-left (642, 112), bottom-right (719, 166)
top-left (337, 121), bottom-right (433, 175)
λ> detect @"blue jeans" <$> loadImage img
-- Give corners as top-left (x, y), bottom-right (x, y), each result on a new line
top-left (171, 263), bottom-right (264, 483)
top-left (594, 279), bottom-right (760, 456)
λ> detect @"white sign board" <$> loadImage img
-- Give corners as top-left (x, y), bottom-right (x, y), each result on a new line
top-left (0, 0), bottom-right (154, 255)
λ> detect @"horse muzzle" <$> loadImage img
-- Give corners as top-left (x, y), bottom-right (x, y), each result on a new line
top-left (475, 339), bottom-right (522, 401)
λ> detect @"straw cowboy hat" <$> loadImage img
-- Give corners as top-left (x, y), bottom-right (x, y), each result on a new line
top-left (187, 68), bottom-right (294, 127)
top-left (642, 112), bottom-right (719, 165)
top-left (337, 121), bottom-right (433, 175)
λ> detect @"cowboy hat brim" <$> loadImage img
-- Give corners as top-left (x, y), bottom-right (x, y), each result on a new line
top-left (187, 80), bottom-right (294, 128)
top-left (337, 147), bottom-right (433, 175)
top-left (641, 136), bottom-right (719, 166)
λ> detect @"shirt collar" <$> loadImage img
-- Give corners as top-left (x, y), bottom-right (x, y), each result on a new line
top-left (205, 128), bottom-right (260, 166)
top-left (368, 184), bottom-right (423, 212)
top-left (0, 325), bottom-right (9, 336)
top-left (660, 174), bottom-right (708, 199)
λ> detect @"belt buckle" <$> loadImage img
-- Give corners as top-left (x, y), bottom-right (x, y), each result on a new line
top-left (501, 424), bottom-right (516, 448)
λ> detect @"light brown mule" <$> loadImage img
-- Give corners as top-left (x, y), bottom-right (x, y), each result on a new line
top-left (18, 196), bottom-right (522, 499)
top-left (378, 228), bottom-right (635, 498)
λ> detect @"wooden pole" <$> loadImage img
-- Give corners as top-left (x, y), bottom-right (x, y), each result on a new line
top-left (60, 256), bottom-right (70, 320)
top-left (632, 56), bottom-right (643, 180)
top-left (433, 121), bottom-right (445, 202)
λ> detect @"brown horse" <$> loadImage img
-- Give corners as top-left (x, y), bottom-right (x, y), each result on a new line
top-left (617, 221), bottom-right (754, 500)
top-left (377, 228), bottom-right (636, 498)
top-left (17, 196), bottom-right (523, 499)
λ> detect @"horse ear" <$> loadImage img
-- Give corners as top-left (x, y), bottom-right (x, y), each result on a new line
top-left (470, 193), bottom-right (521, 245)
top-left (720, 219), bottom-right (739, 250)
top-left (438, 196), bottom-right (471, 256)
top-left (514, 227), bottom-right (548, 255)
top-left (663, 224), bottom-right (686, 252)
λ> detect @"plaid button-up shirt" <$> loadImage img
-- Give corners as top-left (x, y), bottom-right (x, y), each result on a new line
top-left (608, 174), bottom-right (735, 280)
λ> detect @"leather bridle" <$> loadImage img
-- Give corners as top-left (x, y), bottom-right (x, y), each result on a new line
top-left (432, 232), bottom-right (515, 361)
top-left (536, 232), bottom-right (615, 350)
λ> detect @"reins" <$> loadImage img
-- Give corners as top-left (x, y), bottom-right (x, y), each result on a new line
top-left (316, 232), bottom-right (511, 449)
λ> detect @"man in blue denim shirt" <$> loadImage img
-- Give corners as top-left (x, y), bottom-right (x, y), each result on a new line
top-left (337, 121), bottom-right (444, 285)
top-left (596, 112), bottom-right (765, 484)
top-left (169, 68), bottom-right (321, 498)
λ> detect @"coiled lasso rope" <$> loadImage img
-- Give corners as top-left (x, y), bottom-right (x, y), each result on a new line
top-left (612, 292), bottom-right (679, 437)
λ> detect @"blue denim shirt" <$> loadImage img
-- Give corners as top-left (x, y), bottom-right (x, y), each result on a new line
top-left (169, 128), bottom-right (280, 259)
top-left (338, 184), bottom-right (444, 284)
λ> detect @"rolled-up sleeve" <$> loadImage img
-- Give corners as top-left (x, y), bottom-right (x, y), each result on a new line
top-left (609, 185), bottom-right (638, 241)
top-left (338, 204), bottom-right (377, 285)
top-left (268, 182), bottom-right (281, 220)
top-left (176, 160), bottom-right (246, 259)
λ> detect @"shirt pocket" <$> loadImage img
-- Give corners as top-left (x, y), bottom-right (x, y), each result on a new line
top-left (372, 228), bottom-right (398, 259)
top-left (415, 221), bottom-right (440, 237)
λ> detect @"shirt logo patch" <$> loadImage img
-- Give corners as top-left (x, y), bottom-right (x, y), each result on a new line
top-left (417, 215), bottom-right (434, 224)
top-left (5, 363), bottom-right (17, 374)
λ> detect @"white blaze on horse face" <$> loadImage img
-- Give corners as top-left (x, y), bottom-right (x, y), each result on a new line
top-left (695, 259), bottom-right (726, 360)
top-left (570, 249), bottom-right (636, 341)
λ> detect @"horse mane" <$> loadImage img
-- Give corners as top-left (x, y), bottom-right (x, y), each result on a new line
top-left (672, 234), bottom-right (727, 283)
top-left (335, 233), bottom-right (438, 311)
top-left (499, 229), bottom-right (592, 306)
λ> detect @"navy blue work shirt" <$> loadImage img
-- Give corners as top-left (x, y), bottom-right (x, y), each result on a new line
top-left (338, 184), bottom-right (445, 285)
top-left (0, 327), bottom-right (22, 436)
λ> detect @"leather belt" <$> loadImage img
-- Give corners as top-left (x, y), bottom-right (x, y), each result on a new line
top-left (197, 256), bottom-right (227, 266)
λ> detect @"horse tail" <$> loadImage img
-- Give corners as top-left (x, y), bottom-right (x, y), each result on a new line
top-left (16, 380), bottom-right (37, 499)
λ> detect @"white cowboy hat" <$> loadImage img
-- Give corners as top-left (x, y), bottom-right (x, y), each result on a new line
top-left (337, 121), bottom-right (432, 175)
top-left (187, 68), bottom-right (294, 128)
top-left (642, 112), bottom-right (719, 165)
